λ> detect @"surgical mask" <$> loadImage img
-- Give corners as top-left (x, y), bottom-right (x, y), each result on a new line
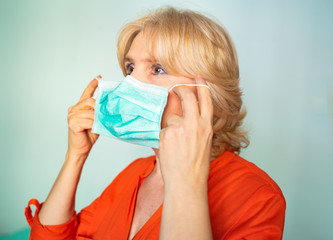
top-left (92, 75), bottom-right (210, 148)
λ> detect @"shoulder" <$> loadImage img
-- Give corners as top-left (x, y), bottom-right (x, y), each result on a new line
top-left (209, 151), bottom-right (284, 197)
top-left (208, 151), bottom-right (286, 239)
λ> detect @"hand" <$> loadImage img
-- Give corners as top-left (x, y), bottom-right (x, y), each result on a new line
top-left (159, 75), bottom-right (214, 190)
top-left (67, 77), bottom-right (99, 159)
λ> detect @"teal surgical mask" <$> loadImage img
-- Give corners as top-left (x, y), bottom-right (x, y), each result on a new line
top-left (92, 75), bottom-right (209, 148)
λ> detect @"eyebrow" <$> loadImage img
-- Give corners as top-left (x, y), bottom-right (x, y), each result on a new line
top-left (124, 56), bottom-right (156, 63)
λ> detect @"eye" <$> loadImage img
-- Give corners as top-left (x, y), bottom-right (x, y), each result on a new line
top-left (152, 64), bottom-right (167, 75)
top-left (125, 63), bottom-right (134, 75)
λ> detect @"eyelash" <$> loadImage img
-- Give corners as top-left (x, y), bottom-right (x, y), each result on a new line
top-left (152, 64), bottom-right (167, 75)
top-left (125, 63), bottom-right (134, 75)
top-left (125, 63), bottom-right (167, 75)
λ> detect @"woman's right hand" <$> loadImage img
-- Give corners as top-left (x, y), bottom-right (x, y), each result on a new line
top-left (67, 77), bottom-right (100, 159)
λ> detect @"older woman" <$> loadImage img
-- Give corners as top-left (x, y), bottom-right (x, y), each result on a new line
top-left (25, 7), bottom-right (286, 240)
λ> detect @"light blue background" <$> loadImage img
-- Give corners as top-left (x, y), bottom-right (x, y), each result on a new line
top-left (0, 0), bottom-right (332, 239)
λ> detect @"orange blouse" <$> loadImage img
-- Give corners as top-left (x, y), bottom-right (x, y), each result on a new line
top-left (25, 151), bottom-right (286, 239)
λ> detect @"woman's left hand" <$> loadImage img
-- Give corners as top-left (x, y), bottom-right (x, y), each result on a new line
top-left (159, 75), bottom-right (214, 191)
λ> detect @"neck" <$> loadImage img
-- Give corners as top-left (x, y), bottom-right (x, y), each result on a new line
top-left (151, 148), bottom-right (163, 178)
top-left (151, 148), bottom-right (218, 179)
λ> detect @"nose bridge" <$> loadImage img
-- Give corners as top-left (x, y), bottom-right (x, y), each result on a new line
top-left (131, 64), bottom-right (151, 84)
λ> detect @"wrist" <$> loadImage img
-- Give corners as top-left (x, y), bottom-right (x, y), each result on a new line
top-left (164, 179), bottom-right (208, 199)
top-left (65, 150), bottom-right (88, 166)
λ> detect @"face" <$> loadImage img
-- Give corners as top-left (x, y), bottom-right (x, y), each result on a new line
top-left (124, 32), bottom-right (198, 130)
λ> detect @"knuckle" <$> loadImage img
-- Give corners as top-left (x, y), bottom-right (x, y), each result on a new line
top-left (159, 129), bottom-right (168, 142)
top-left (163, 128), bottom-right (176, 140)
top-left (162, 129), bottom-right (171, 140)
top-left (87, 97), bottom-right (94, 104)
top-left (67, 111), bottom-right (73, 121)
top-left (69, 119), bottom-right (80, 132)
top-left (86, 98), bottom-right (96, 108)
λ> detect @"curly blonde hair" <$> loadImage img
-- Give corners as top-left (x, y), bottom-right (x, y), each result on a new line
top-left (117, 7), bottom-right (249, 158)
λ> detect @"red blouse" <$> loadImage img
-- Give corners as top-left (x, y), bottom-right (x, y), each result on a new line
top-left (25, 151), bottom-right (286, 239)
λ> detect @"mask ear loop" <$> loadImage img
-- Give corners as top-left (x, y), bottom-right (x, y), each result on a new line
top-left (168, 84), bottom-right (210, 92)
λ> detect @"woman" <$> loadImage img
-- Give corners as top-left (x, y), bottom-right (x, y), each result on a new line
top-left (25, 7), bottom-right (286, 240)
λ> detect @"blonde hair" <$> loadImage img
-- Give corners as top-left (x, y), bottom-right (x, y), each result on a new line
top-left (117, 7), bottom-right (249, 158)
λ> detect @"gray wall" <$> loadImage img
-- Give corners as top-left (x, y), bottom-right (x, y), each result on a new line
top-left (0, 0), bottom-right (332, 239)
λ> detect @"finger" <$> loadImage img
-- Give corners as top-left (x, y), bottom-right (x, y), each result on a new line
top-left (68, 110), bottom-right (95, 121)
top-left (68, 118), bottom-right (94, 133)
top-left (195, 75), bottom-right (214, 121)
top-left (165, 113), bottom-right (181, 127)
top-left (73, 98), bottom-right (96, 111)
top-left (79, 75), bottom-right (101, 101)
top-left (171, 86), bottom-right (199, 119)
top-left (79, 119), bottom-right (94, 129)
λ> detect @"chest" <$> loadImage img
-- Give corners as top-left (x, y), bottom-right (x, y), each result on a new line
top-left (127, 176), bottom-right (164, 240)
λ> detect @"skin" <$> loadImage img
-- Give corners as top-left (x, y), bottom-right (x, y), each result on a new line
top-left (124, 32), bottom-right (209, 178)
top-left (38, 32), bottom-right (214, 240)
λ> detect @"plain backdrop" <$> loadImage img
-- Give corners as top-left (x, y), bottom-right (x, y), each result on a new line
top-left (0, 0), bottom-right (332, 239)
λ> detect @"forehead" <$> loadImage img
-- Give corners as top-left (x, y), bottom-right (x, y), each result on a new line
top-left (125, 31), bottom-right (158, 63)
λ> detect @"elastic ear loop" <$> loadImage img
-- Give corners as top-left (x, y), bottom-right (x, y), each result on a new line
top-left (168, 84), bottom-right (210, 92)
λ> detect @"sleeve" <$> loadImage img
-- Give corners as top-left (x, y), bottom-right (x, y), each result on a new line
top-left (24, 157), bottom-right (145, 240)
top-left (222, 186), bottom-right (286, 240)
top-left (24, 183), bottom-right (114, 240)
top-left (25, 199), bottom-right (78, 240)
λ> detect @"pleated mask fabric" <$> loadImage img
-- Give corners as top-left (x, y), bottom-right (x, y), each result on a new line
top-left (92, 75), bottom-right (168, 148)
top-left (92, 75), bottom-right (210, 148)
